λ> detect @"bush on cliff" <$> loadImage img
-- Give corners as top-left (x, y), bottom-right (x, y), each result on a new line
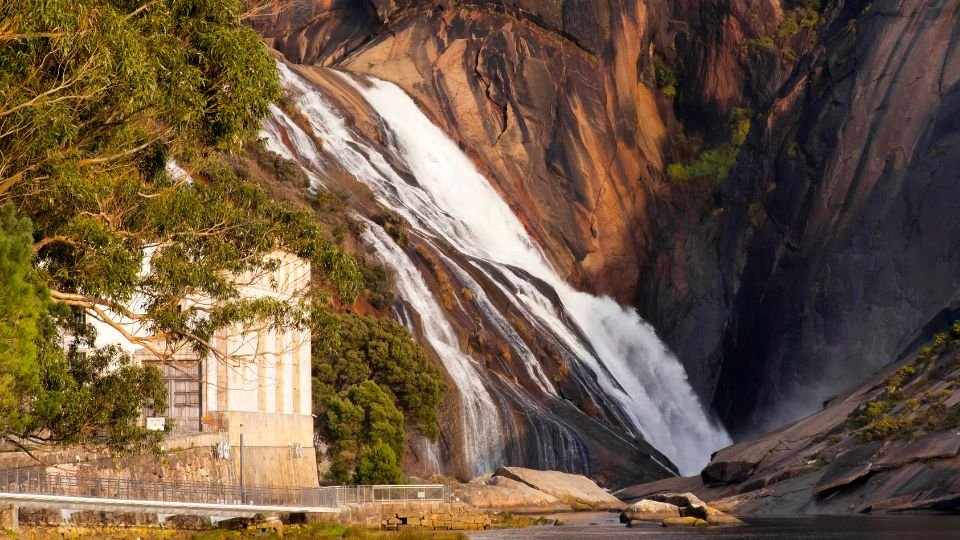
top-left (313, 314), bottom-right (446, 483)
top-left (314, 314), bottom-right (446, 439)
top-left (668, 108), bottom-right (752, 182)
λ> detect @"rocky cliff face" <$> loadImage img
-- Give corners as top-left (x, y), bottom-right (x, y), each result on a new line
top-left (619, 323), bottom-right (960, 516)
top-left (706, 0), bottom-right (960, 435)
top-left (254, 0), bottom-right (675, 304)
top-left (252, 0), bottom-right (960, 448)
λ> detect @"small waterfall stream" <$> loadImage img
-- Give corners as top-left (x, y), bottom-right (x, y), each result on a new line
top-left (262, 63), bottom-right (730, 476)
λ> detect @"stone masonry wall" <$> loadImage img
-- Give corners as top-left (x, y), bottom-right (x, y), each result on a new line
top-left (337, 502), bottom-right (491, 531)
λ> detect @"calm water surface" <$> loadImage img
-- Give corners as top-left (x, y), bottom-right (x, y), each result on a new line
top-left (467, 511), bottom-right (960, 539)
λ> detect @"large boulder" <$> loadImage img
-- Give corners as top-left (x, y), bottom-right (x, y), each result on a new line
top-left (493, 467), bottom-right (626, 510)
top-left (647, 492), bottom-right (743, 527)
top-left (619, 500), bottom-right (681, 522)
top-left (701, 439), bottom-right (780, 484)
top-left (648, 492), bottom-right (706, 508)
top-left (456, 475), bottom-right (571, 512)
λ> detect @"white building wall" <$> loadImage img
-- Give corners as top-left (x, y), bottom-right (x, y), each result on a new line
top-left (199, 252), bottom-right (313, 447)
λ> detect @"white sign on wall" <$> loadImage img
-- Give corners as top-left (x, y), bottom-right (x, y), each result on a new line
top-left (146, 417), bottom-right (166, 431)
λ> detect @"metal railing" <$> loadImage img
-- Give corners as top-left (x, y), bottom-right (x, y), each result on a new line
top-left (333, 484), bottom-right (450, 504)
top-left (0, 470), bottom-right (448, 509)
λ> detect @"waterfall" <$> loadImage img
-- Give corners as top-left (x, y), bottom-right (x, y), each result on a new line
top-left (264, 63), bottom-right (731, 475)
top-left (361, 219), bottom-right (506, 474)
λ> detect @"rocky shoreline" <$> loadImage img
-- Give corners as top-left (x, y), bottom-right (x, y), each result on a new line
top-left (453, 467), bottom-right (741, 530)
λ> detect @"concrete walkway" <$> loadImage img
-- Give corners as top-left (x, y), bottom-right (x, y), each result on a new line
top-left (0, 491), bottom-right (338, 517)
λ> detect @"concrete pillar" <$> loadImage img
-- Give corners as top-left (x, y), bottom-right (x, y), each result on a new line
top-left (0, 504), bottom-right (19, 532)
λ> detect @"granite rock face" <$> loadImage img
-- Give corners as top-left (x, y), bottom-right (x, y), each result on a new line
top-left (253, 0), bottom-right (676, 304)
top-left (705, 0), bottom-right (960, 436)
top-left (620, 331), bottom-right (960, 516)
top-left (253, 0), bottom-right (960, 449)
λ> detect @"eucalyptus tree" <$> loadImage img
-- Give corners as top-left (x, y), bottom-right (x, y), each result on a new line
top-left (0, 0), bottom-right (362, 453)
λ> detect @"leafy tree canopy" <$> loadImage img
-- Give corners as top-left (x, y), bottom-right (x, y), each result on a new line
top-left (315, 314), bottom-right (446, 440)
top-left (314, 314), bottom-right (447, 484)
top-left (0, 1), bottom-right (362, 454)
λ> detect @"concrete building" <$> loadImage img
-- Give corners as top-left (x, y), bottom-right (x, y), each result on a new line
top-left (136, 251), bottom-right (318, 488)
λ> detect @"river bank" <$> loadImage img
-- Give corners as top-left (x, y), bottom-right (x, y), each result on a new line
top-left (467, 512), bottom-right (960, 539)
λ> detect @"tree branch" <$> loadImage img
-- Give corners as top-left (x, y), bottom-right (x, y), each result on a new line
top-left (32, 235), bottom-right (78, 254)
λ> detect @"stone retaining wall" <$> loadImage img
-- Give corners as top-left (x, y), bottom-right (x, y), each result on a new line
top-left (337, 502), bottom-right (491, 531)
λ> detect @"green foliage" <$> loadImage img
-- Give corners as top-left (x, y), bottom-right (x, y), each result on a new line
top-left (668, 109), bottom-right (752, 182)
top-left (0, 2), bottom-right (364, 455)
top-left (373, 211), bottom-right (408, 246)
top-left (357, 257), bottom-right (396, 311)
top-left (354, 441), bottom-right (404, 484)
top-left (746, 1), bottom-right (819, 61)
top-left (884, 365), bottom-right (918, 396)
top-left (747, 35), bottom-right (777, 51)
top-left (0, 205), bottom-right (46, 436)
top-left (857, 414), bottom-right (910, 442)
top-left (30, 345), bottom-right (168, 453)
top-left (0, 0), bottom-right (280, 186)
top-left (653, 57), bottom-right (678, 98)
top-left (316, 314), bottom-right (445, 439)
top-left (846, 321), bottom-right (960, 443)
top-left (849, 399), bottom-right (894, 428)
top-left (777, 18), bottom-right (801, 38)
top-left (0, 206), bottom-right (167, 452)
top-left (667, 147), bottom-right (739, 182)
top-left (314, 314), bottom-right (446, 483)
top-left (321, 380), bottom-right (406, 484)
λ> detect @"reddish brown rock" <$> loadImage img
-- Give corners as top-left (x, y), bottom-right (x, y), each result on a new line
top-left (873, 432), bottom-right (960, 469)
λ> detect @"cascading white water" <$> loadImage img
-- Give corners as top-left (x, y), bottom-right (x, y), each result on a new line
top-left (362, 218), bottom-right (506, 474)
top-left (265, 63), bottom-right (731, 475)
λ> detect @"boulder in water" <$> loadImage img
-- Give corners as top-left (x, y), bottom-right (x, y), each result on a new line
top-left (619, 500), bottom-right (681, 522)
top-left (648, 492), bottom-right (706, 508)
top-left (645, 492), bottom-right (742, 527)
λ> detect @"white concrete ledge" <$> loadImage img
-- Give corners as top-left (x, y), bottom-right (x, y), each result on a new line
top-left (0, 492), bottom-right (338, 517)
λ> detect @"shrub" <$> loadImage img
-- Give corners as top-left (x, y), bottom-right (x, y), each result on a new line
top-left (374, 211), bottom-right (408, 246)
top-left (858, 414), bottom-right (910, 442)
top-left (354, 441), bottom-right (404, 485)
top-left (668, 109), bottom-right (751, 182)
top-left (313, 313), bottom-right (446, 483)
top-left (848, 399), bottom-right (894, 428)
top-left (357, 257), bottom-right (396, 310)
top-left (653, 57), bottom-right (679, 98)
